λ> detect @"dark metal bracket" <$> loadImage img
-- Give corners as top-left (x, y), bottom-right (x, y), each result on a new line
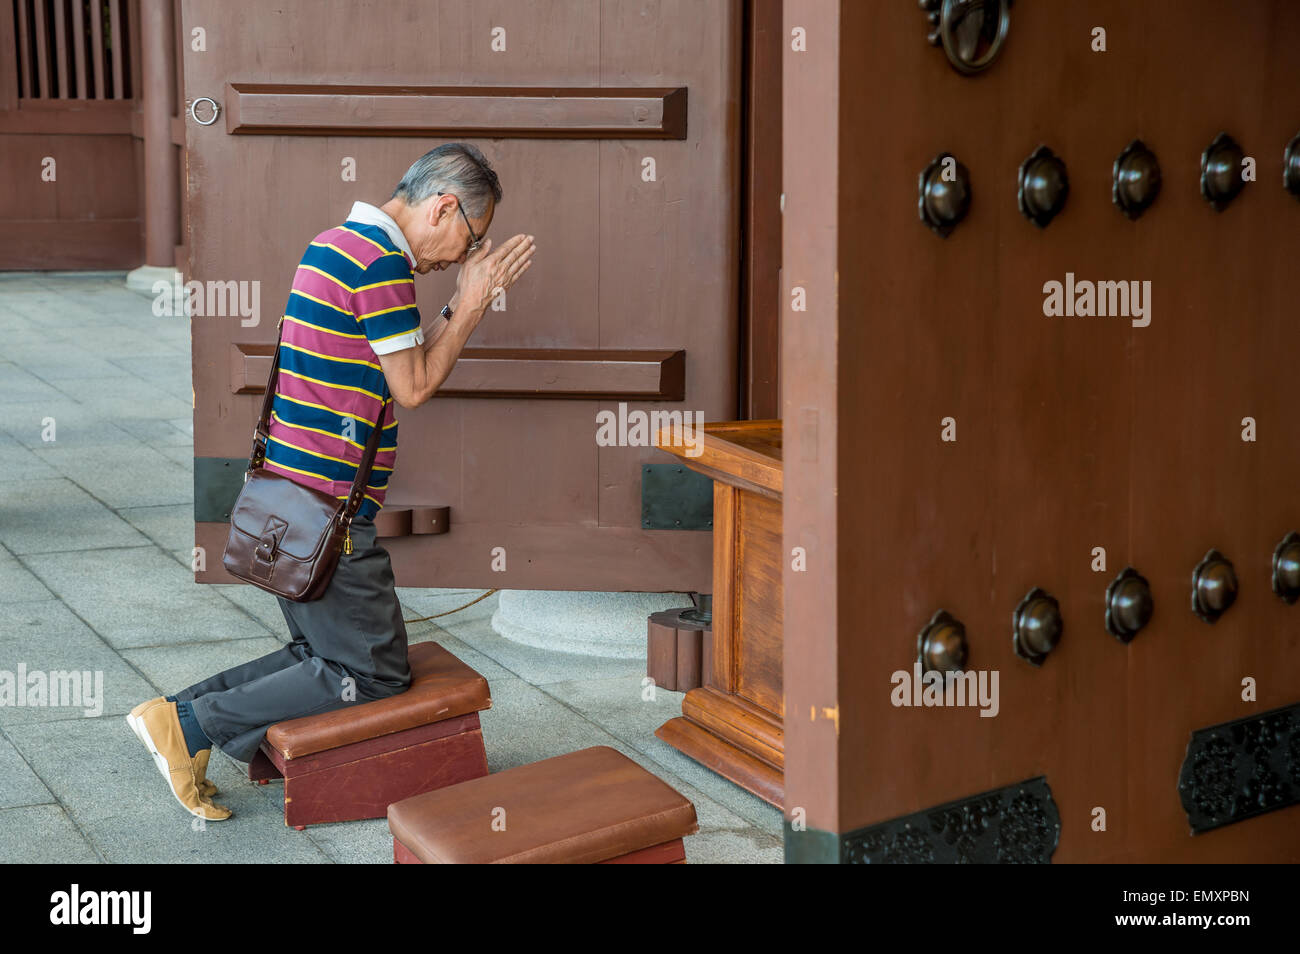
top-left (641, 463), bottom-right (713, 531)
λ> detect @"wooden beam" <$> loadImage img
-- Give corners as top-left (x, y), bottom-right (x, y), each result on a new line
top-left (0, 99), bottom-right (136, 134)
top-left (223, 83), bottom-right (688, 139)
top-left (0, 219), bottom-right (142, 269)
top-left (232, 346), bottom-right (687, 401)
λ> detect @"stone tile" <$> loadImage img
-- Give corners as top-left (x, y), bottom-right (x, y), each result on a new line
top-left (31, 442), bottom-right (191, 508)
top-left (104, 355), bottom-right (195, 402)
top-left (113, 416), bottom-right (194, 448)
top-left (208, 584), bottom-right (291, 641)
top-left (118, 503), bottom-right (195, 553)
top-left (291, 816), bottom-right (396, 864)
top-left (0, 545), bottom-right (57, 603)
top-left (0, 734), bottom-right (55, 808)
top-left (0, 360), bottom-right (66, 405)
top-left (120, 636), bottom-right (287, 698)
top-left (685, 828), bottom-right (784, 864)
top-left (434, 611), bottom-right (646, 686)
top-left (3, 717), bottom-right (329, 863)
top-left (0, 434), bottom-right (58, 480)
top-left (45, 374), bottom-right (190, 420)
top-left (0, 478), bottom-right (151, 554)
top-left (21, 547), bottom-right (275, 649)
top-left (155, 444), bottom-right (193, 468)
top-left (541, 674), bottom-right (785, 836)
top-left (398, 587), bottom-right (501, 627)
top-left (0, 401), bottom-right (140, 450)
top-left (5, 342), bottom-right (135, 381)
top-left (0, 805), bottom-right (101, 863)
top-left (0, 600), bottom-right (158, 726)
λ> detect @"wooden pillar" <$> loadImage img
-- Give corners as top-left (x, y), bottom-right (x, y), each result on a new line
top-left (141, 0), bottom-right (179, 266)
top-left (780, 0), bottom-right (842, 861)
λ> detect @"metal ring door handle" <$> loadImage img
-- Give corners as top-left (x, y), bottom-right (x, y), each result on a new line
top-left (921, 0), bottom-right (1013, 75)
top-left (189, 96), bottom-right (221, 126)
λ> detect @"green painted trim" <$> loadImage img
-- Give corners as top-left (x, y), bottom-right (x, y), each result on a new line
top-left (194, 457), bottom-right (248, 523)
top-left (783, 822), bottom-right (843, 863)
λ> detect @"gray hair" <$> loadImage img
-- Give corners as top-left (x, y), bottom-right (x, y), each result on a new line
top-left (390, 143), bottom-right (502, 219)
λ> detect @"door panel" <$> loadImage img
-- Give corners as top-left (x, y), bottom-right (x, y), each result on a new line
top-left (184, 0), bottom-right (741, 591)
top-left (834, 0), bottom-right (1300, 861)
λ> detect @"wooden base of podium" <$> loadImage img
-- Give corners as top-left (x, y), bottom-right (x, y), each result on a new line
top-left (656, 715), bottom-right (783, 807)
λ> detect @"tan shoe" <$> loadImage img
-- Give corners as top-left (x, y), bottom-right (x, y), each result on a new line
top-left (126, 696), bottom-right (166, 743)
top-left (127, 698), bottom-right (218, 797)
top-left (192, 748), bottom-right (218, 798)
top-left (135, 701), bottom-right (232, 821)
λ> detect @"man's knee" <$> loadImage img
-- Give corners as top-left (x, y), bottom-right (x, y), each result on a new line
top-left (354, 672), bottom-right (410, 702)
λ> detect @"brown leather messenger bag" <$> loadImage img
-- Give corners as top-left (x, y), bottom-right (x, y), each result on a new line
top-left (222, 316), bottom-right (388, 601)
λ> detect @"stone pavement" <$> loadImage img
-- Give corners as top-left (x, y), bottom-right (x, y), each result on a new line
top-left (0, 272), bottom-right (783, 864)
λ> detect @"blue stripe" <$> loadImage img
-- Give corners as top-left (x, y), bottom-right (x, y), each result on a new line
top-left (263, 441), bottom-right (395, 490)
top-left (279, 347), bottom-right (390, 402)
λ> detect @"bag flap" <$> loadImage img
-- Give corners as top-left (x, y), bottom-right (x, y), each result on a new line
top-left (228, 470), bottom-right (342, 561)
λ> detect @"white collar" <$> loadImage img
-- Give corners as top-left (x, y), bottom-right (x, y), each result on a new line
top-left (346, 201), bottom-right (415, 265)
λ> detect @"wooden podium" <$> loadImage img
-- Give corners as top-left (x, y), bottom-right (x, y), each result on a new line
top-left (653, 420), bottom-right (783, 807)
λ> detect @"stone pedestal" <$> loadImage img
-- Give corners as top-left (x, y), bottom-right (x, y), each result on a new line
top-left (491, 590), bottom-right (689, 658)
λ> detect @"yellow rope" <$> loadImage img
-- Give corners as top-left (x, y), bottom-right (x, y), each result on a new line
top-left (402, 588), bottom-right (498, 624)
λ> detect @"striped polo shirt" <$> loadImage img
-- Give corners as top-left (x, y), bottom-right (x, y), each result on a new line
top-left (263, 202), bottom-right (430, 521)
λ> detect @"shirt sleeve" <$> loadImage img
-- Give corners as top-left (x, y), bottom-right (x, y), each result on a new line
top-left (351, 251), bottom-right (424, 356)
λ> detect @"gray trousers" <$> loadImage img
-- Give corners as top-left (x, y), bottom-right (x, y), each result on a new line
top-left (175, 514), bottom-right (412, 763)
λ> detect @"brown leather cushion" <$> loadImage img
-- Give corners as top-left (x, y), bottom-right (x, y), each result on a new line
top-left (388, 746), bottom-right (699, 863)
top-left (265, 641), bottom-right (491, 759)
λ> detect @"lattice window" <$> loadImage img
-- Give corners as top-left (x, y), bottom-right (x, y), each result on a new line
top-left (11, 0), bottom-right (133, 99)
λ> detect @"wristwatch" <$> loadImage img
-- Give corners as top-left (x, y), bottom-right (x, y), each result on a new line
top-left (439, 302), bottom-right (453, 322)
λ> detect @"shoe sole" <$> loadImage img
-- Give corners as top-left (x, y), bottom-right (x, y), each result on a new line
top-left (129, 712), bottom-right (231, 822)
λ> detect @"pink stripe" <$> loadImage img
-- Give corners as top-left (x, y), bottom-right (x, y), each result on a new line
top-left (284, 321), bottom-right (372, 359)
top-left (276, 369), bottom-right (385, 424)
top-left (292, 268), bottom-right (354, 311)
top-left (321, 226), bottom-right (388, 266)
top-left (268, 415), bottom-right (396, 467)
top-left (353, 282), bottom-right (415, 316)
top-left (263, 459), bottom-right (394, 503)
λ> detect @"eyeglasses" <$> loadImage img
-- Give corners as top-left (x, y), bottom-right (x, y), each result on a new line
top-left (436, 191), bottom-right (482, 255)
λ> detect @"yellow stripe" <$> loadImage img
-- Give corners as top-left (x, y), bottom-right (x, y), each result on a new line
top-left (271, 410), bottom-right (397, 454)
top-left (296, 263), bottom-right (355, 294)
top-left (356, 303), bottom-right (418, 321)
top-left (282, 340), bottom-right (381, 371)
top-left (279, 368), bottom-right (384, 403)
top-left (273, 392), bottom-right (399, 430)
top-left (290, 288), bottom-right (354, 318)
top-left (284, 314), bottom-right (366, 340)
top-left (354, 277), bottom-right (414, 292)
top-left (267, 434), bottom-right (358, 468)
top-left (309, 240), bottom-right (365, 269)
top-left (335, 223), bottom-right (390, 254)
top-left (262, 458), bottom-right (334, 484)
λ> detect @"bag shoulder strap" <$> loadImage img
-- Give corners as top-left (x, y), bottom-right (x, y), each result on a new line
top-left (248, 316), bottom-right (390, 523)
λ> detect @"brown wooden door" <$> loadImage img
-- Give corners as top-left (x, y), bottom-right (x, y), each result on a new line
top-left (184, 0), bottom-right (743, 592)
top-left (804, 0), bottom-right (1300, 861)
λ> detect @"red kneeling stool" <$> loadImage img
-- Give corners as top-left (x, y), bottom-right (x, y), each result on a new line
top-left (248, 641), bottom-right (491, 829)
top-left (387, 746), bottom-right (699, 863)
